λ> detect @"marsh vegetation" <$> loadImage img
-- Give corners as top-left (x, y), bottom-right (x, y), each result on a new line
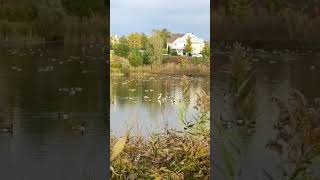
top-left (212, 0), bottom-right (320, 43)
top-left (110, 89), bottom-right (210, 179)
top-left (214, 42), bottom-right (320, 179)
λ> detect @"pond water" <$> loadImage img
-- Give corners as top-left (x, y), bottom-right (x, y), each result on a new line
top-left (110, 75), bottom-right (210, 137)
top-left (213, 50), bottom-right (320, 179)
top-left (0, 43), bottom-right (107, 180)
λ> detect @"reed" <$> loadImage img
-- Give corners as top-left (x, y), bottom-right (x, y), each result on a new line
top-left (110, 90), bottom-right (210, 179)
top-left (267, 90), bottom-right (320, 180)
top-left (227, 42), bottom-right (256, 129)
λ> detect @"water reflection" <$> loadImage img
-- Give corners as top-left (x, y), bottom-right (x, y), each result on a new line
top-left (0, 43), bottom-right (107, 180)
top-left (213, 52), bottom-right (320, 179)
top-left (110, 76), bottom-right (210, 136)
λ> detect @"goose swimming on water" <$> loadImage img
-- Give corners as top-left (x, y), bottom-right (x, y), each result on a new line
top-left (2, 123), bottom-right (13, 134)
top-left (58, 112), bottom-right (70, 120)
top-left (72, 122), bottom-right (86, 135)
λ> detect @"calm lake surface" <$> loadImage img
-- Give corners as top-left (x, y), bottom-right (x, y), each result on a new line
top-left (213, 50), bottom-right (320, 179)
top-left (0, 43), bottom-right (107, 180)
top-left (110, 75), bottom-right (210, 137)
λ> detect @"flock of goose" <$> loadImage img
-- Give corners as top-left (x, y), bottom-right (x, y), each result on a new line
top-left (6, 45), bottom-right (103, 75)
top-left (111, 76), bottom-right (207, 105)
top-left (0, 45), bottom-right (105, 137)
top-left (1, 113), bottom-right (86, 136)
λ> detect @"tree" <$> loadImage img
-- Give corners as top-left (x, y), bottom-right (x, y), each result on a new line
top-left (32, 0), bottom-right (64, 41)
top-left (148, 32), bottom-right (164, 64)
top-left (229, 0), bottom-right (254, 17)
top-left (142, 49), bottom-right (151, 65)
top-left (113, 36), bottom-right (130, 58)
top-left (152, 28), bottom-right (171, 48)
top-left (185, 36), bottom-right (193, 56)
top-left (127, 33), bottom-right (142, 49)
top-left (128, 48), bottom-right (143, 67)
top-left (61, 0), bottom-right (91, 18)
top-left (202, 42), bottom-right (210, 58)
top-left (140, 33), bottom-right (148, 50)
top-left (61, 0), bottom-right (105, 18)
top-left (266, 0), bottom-right (285, 14)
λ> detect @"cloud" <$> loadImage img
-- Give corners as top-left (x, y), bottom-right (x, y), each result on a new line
top-left (111, 0), bottom-right (210, 40)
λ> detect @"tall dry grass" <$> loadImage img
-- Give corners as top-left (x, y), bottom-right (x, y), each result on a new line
top-left (129, 63), bottom-right (210, 77)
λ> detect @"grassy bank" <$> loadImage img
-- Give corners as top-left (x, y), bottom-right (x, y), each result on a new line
top-left (111, 54), bottom-right (210, 77)
top-left (110, 91), bottom-right (210, 179)
top-left (129, 63), bottom-right (210, 77)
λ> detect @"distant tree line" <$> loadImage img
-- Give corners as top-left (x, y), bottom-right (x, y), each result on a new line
top-left (0, 0), bottom-right (108, 42)
top-left (212, 0), bottom-right (320, 17)
top-left (212, 0), bottom-right (320, 42)
top-left (112, 29), bottom-right (210, 67)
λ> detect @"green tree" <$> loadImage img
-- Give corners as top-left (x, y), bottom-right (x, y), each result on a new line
top-left (140, 33), bottom-right (148, 50)
top-left (152, 28), bottom-right (171, 48)
top-left (128, 48), bottom-right (143, 67)
top-left (113, 36), bottom-right (130, 58)
top-left (127, 33), bottom-right (142, 49)
top-left (202, 42), bottom-right (210, 58)
top-left (148, 32), bottom-right (164, 64)
top-left (185, 36), bottom-right (193, 56)
top-left (142, 49), bottom-right (151, 65)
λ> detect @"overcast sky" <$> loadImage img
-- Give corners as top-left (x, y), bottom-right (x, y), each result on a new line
top-left (110, 0), bottom-right (210, 40)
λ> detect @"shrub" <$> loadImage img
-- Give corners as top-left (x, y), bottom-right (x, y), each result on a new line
top-left (110, 54), bottom-right (131, 75)
top-left (191, 57), bottom-right (210, 65)
top-left (32, 7), bottom-right (64, 41)
top-left (170, 49), bottom-right (178, 56)
top-left (128, 49), bottom-right (143, 67)
top-left (113, 37), bottom-right (130, 58)
top-left (179, 58), bottom-right (191, 68)
top-left (142, 50), bottom-right (151, 65)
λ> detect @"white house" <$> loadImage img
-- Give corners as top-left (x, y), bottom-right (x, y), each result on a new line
top-left (110, 34), bottom-right (119, 45)
top-left (167, 33), bottom-right (205, 57)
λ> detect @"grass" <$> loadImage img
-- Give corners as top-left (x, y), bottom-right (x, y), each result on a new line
top-left (110, 54), bottom-right (210, 78)
top-left (129, 63), bottom-right (210, 77)
top-left (110, 90), bottom-right (210, 179)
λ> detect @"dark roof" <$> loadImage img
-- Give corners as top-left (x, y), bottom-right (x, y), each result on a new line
top-left (167, 33), bottom-right (184, 43)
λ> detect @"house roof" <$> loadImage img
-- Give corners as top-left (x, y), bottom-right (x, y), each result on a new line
top-left (167, 33), bottom-right (184, 43)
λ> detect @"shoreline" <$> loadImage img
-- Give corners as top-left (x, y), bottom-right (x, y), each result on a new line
top-left (212, 40), bottom-right (320, 51)
top-left (111, 64), bottom-right (210, 78)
